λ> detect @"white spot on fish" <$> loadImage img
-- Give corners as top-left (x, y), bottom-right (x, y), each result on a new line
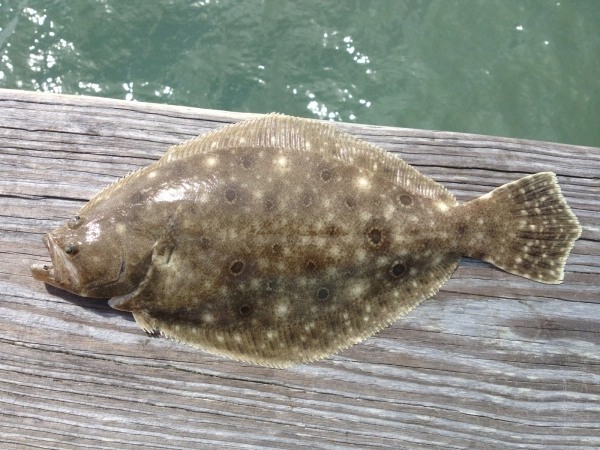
top-left (355, 248), bottom-right (367, 262)
top-left (356, 177), bottom-right (371, 190)
top-left (307, 322), bottom-right (316, 331)
top-left (275, 301), bottom-right (289, 317)
top-left (384, 204), bottom-right (395, 220)
top-left (436, 202), bottom-right (449, 212)
top-left (203, 312), bottom-right (214, 323)
top-left (376, 257), bottom-right (388, 268)
top-left (350, 282), bottom-right (367, 298)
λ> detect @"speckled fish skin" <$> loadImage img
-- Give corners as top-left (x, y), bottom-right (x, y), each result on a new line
top-left (31, 114), bottom-right (582, 367)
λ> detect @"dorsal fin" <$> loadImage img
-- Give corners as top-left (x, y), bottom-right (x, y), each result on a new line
top-left (162, 114), bottom-right (455, 203)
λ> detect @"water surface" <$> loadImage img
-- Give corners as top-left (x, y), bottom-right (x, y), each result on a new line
top-left (1, 0), bottom-right (598, 146)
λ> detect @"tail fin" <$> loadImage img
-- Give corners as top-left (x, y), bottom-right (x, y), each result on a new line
top-left (458, 172), bottom-right (582, 284)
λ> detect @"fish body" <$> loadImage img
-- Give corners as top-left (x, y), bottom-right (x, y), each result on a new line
top-left (31, 114), bottom-right (582, 367)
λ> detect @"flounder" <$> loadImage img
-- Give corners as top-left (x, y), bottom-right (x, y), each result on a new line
top-left (31, 114), bottom-right (582, 367)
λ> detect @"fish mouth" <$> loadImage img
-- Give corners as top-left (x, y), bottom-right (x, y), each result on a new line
top-left (30, 234), bottom-right (79, 292)
top-left (30, 261), bottom-right (56, 284)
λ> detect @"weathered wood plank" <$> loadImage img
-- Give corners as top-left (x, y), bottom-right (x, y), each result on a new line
top-left (0, 88), bottom-right (598, 449)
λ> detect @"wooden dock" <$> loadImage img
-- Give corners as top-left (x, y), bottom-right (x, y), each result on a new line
top-left (0, 88), bottom-right (598, 449)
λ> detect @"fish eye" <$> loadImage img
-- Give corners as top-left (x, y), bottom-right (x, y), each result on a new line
top-left (67, 215), bottom-right (83, 229)
top-left (64, 244), bottom-right (79, 256)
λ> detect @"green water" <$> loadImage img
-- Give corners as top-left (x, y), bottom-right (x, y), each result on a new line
top-left (1, 0), bottom-right (599, 147)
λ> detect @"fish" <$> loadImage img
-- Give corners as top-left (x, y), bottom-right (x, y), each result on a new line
top-left (31, 114), bottom-right (582, 367)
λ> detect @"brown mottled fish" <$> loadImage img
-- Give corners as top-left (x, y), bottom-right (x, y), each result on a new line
top-left (31, 114), bottom-right (582, 367)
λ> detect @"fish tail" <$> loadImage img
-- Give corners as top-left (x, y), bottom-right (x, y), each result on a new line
top-left (456, 172), bottom-right (581, 284)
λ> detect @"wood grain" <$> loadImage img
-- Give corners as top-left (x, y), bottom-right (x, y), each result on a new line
top-left (0, 88), bottom-right (598, 449)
